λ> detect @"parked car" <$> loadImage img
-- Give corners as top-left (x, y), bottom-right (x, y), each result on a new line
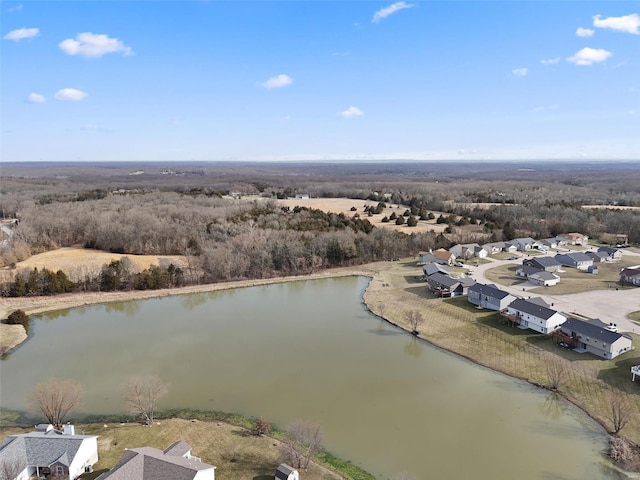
top-left (507, 256), bottom-right (518, 260)
top-left (605, 323), bottom-right (618, 333)
top-left (454, 261), bottom-right (464, 267)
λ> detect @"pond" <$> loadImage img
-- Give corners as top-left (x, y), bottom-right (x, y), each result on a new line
top-left (1, 277), bottom-right (613, 479)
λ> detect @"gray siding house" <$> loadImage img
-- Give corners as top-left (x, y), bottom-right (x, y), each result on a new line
top-left (620, 266), bottom-right (640, 286)
top-left (554, 252), bottom-right (593, 270)
top-left (557, 318), bottom-right (633, 359)
top-left (467, 283), bottom-right (516, 310)
top-left (523, 257), bottom-right (561, 272)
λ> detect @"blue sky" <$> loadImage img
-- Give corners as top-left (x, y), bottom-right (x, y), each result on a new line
top-left (2, 1), bottom-right (639, 162)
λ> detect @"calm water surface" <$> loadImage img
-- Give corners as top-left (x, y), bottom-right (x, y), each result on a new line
top-left (1, 277), bottom-right (612, 479)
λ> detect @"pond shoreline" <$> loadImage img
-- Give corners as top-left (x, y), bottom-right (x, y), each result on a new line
top-left (2, 261), bottom-right (638, 476)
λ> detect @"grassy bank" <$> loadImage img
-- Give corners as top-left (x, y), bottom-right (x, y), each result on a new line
top-left (362, 260), bottom-right (640, 447)
top-left (0, 411), bottom-right (374, 480)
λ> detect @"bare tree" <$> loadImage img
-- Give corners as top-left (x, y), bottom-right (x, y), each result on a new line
top-left (545, 360), bottom-right (566, 391)
top-left (121, 375), bottom-right (168, 425)
top-left (609, 392), bottom-right (632, 434)
top-left (28, 378), bottom-right (83, 429)
top-left (281, 420), bottom-right (323, 469)
top-left (405, 310), bottom-right (424, 335)
top-left (0, 457), bottom-right (24, 480)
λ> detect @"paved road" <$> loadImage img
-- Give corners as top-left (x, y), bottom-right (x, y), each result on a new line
top-left (468, 249), bottom-right (640, 335)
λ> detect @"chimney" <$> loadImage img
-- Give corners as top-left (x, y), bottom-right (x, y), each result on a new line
top-left (63, 423), bottom-right (75, 435)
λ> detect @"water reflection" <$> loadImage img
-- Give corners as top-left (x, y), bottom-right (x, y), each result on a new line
top-left (402, 337), bottom-right (423, 358)
top-left (539, 392), bottom-right (567, 420)
top-left (104, 300), bottom-right (141, 317)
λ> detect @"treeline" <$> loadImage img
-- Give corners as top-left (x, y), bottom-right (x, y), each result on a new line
top-left (2, 262), bottom-right (185, 297)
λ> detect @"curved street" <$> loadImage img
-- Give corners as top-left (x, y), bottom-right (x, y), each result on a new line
top-left (468, 249), bottom-right (640, 335)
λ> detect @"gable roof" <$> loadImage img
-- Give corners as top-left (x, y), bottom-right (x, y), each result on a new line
top-left (99, 443), bottom-right (215, 480)
top-left (427, 272), bottom-right (461, 289)
top-left (555, 252), bottom-right (593, 263)
top-left (529, 256), bottom-right (561, 267)
top-left (0, 428), bottom-right (97, 472)
top-left (432, 248), bottom-right (454, 261)
top-left (562, 317), bottom-right (632, 344)
top-left (468, 283), bottom-right (513, 300)
top-left (529, 271), bottom-right (559, 281)
top-left (517, 265), bottom-right (542, 277)
top-left (508, 298), bottom-right (562, 320)
top-left (276, 463), bottom-right (297, 480)
top-left (422, 263), bottom-right (450, 276)
top-left (587, 251), bottom-right (609, 260)
top-left (620, 267), bottom-right (640, 278)
top-left (163, 440), bottom-right (191, 457)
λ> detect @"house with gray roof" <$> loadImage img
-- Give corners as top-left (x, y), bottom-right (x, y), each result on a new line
top-left (482, 242), bottom-right (517, 254)
top-left (587, 251), bottom-right (609, 263)
top-left (449, 243), bottom-right (488, 260)
top-left (503, 298), bottom-right (566, 334)
top-left (426, 273), bottom-right (475, 297)
top-left (0, 424), bottom-right (98, 480)
top-left (620, 266), bottom-right (640, 286)
top-left (422, 263), bottom-right (450, 277)
top-left (557, 318), bottom-right (633, 359)
top-left (554, 252), bottom-right (593, 270)
top-left (516, 265), bottom-right (543, 279)
top-left (508, 237), bottom-right (540, 252)
top-left (528, 271), bottom-right (560, 286)
top-left (97, 440), bottom-right (215, 480)
top-left (597, 246), bottom-right (623, 261)
top-left (467, 283), bottom-right (516, 311)
top-left (523, 257), bottom-right (561, 272)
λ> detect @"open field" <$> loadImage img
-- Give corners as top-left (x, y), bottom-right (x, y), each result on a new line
top-left (482, 264), bottom-right (525, 286)
top-left (0, 418), bottom-right (343, 480)
top-left (278, 198), bottom-right (450, 234)
top-left (362, 260), bottom-right (640, 445)
top-left (9, 248), bottom-right (187, 281)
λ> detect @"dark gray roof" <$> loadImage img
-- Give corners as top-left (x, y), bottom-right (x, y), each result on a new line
top-left (99, 444), bottom-right (215, 480)
top-left (556, 252), bottom-right (592, 263)
top-left (598, 246), bottom-right (620, 255)
top-left (527, 297), bottom-right (551, 308)
top-left (508, 298), bottom-right (561, 320)
top-left (427, 273), bottom-right (461, 289)
top-left (518, 265), bottom-right (542, 276)
top-left (422, 263), bottom-right (450, 276)
top-left (529, 256), bottom-right (560, 267)
top-left (276, 464), bottom-right (297, 479)
top-left (621, 267), bottom-right (640, 278)
top-left (163, 440), bottom-right (191, 457)
top-left (468, 283), bottom-right (512, 300)
top-left (562, 317), bottom-right (632, 343)
top-left (587, 251), bottom-right (609, 260)
top-left (0, 429), bottom-right (97, 471)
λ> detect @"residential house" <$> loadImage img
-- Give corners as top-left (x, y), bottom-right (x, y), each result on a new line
top-left (417, 253), bottom-right (438, 265)
top-left (503, 298), bottom-right (566, 334)
top-left (97, 441), bottom-right (215, 480)
top-left (294, 193), bottom-right (310, 199)
top-left (516, 265), bottom-right (542, 279)
top-left (586, 251), bottom-right (609, 263)
top-left (555, 252), bottom-right (594, 270)
top-left (467, 283), bottom-right (516, 310)
top-left (275, 464), bottom-right (299, 480)
top-left (556, 318), bottom-right (633, 359)
top-left (449, 243), bottom-right (488, 260)
top-left (528, 271), bottom-right (560, 287)
top-left (0, 424), bottom-right (98, 480)
top-left (597, 246), bottom-right (623, 261)
top-left (523, 257), bottom-right (562, 272)
top-left (422, 263), bottom-right (450, 277)
top-left (427, 273), bottom-right (475, 297)
top-left (432, 248), bottom-right (456, 266)
top-left (559, 232), bottom-right (588, 245)
top-left (482, 242), bottom-right (517, 254)
top-left (620, 266), bottom-right (640, 286)
top-left (508, 237), bottom-right (540, 252)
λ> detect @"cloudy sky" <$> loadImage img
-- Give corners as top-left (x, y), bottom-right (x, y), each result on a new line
top-left (2, 1), bottom-right (639, 162)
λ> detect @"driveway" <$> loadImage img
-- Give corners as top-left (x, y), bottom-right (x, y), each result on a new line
top-left (468, 250), bottom-right (640, 335)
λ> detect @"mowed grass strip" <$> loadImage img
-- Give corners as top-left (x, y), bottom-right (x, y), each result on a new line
top-left (364, 261), bottom-right (640, 444)
top-left (0, 418), bottom-right (343, 480)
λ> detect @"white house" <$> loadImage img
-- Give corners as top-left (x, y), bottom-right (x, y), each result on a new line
top-left (467, 283), bottom-right (516, 311)
top-left (98, 440), bottom-right (215, 480)
top-left (0, 424), bottom-right (98, 480)
top-left (275, 464), bottom-right (299, 480)
top-left (528, 271), bottom-right (560, 287)
top-left (503, 298), bottom-right (566, 334)
top-left (449, 243), bottom-right (488, 260)
top-left (620, 266), bottom-right (640, 286)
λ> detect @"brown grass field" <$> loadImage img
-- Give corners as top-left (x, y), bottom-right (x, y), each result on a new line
top-left (278, 198), bottom-right (450, 234)
top-left (0, 418), bottom-right (341, 480)
top-left (0, 324), bottom-right (26, 352)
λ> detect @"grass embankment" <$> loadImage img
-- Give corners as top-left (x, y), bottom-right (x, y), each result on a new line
top-left (0, 413), bottom-right (374, 480)
top-left (628, 311), bottom-right (640, 323)
top-left (363, 260), bottom-right (640, 446)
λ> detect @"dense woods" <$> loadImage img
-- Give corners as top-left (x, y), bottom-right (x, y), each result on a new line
top-left (1, 161), bottom-right (639, 296)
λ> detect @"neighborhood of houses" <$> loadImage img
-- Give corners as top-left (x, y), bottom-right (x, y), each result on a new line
top-left (0, 422), bottom-right (301, 480)
top-left (418, 233), bottom-right (639, 362)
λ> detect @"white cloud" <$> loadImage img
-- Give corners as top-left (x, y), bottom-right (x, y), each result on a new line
top-left (593, 13), bottom-right (640, 35)
top-left (567, 47), bottom-right (612, 66)
top-left (7, 4), bottom-right (23, 13)
top-left (59, 32), bottom-right (133, 58)
top-left (54, 88), bottom-right (88, 101)
top-left (540, 57), bottom-right (560, 65)
top-left (339, 106), bottom-right (364, 118)
top-left (258, 74), bottom-right (293, 89)
top-left (3, 27), bottom-right (39, 41)
top-left (27, 93), bottom-right (45, 103)
top-left (512, 67), bottom-right (528, 77)
top-left (372, 2), bottom-right (414, 23)
top-left (576, 27), bottom-right (594, 37)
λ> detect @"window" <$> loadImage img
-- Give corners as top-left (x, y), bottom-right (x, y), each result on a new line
top-left (56, 466), bottom-right (64, 474)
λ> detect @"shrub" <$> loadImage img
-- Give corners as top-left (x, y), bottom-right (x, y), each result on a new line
top-left (395, 216), bottom-right (405, 225)
top-left (381, 216), bottom-right (390, 223)
top-left (407, 216), bottom-right (418, 227)
top-left (6, 309), bottom-right (29, 326)
top-left (253, 416), bottom-right (271, 436)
